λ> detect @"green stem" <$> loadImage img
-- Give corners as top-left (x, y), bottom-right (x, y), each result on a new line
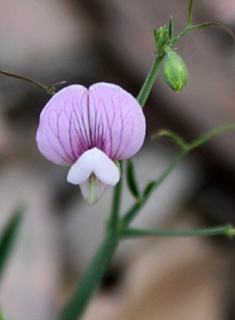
top-left (157, 129), bottom-right (188, 151)
top-left (187, 123), bottom-right (235, 151)
top-left (60, 232), bottom-right (118, 320)
top-left (137, 55), bottom-right (165, 108)
top-left (120, 225), bottom-right (234, 238)
top-left (190, 22), bottom-right (235, 42)
top-left (146, 150), bottom-right (186, 195)
top-left (109, 161), bottom-right (123, 231)
top-left (169, 27), bottom-right (189, 46)
top-left (120, 201), bottom-right (144, 227)
top-left (122, 150), bottom-right (187, 226)
top-left (188, 0), bottom-right (194, 26)
top-left (122, 123), bottom-right (235, 227)
top-left (170, 21), bottom-right (235, 47)
top-left (157, 124), bottom-right (235, 152)
top-left (61, 163), bottom-right (123, 320)
top-left (126, 55), bottom-right (166, 199)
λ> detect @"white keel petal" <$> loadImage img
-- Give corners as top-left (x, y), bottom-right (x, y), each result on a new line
top-left (67, 147), bottom-right (120, 186)
top-left (67, 148), bottom-right (120, 205)
top-left (67, 150), bottom-right (93, 185)
top-left (92, 148), bottom-right (120, 185)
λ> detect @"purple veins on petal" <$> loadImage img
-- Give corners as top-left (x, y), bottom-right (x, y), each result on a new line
top-left (36, 85), bottom-right (89, 165)
top-left (36, 82), bottom-right (146, 167)
top-left (88, 83), bottom-right (146, 160)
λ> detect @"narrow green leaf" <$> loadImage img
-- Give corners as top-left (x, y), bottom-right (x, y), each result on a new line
top-left (0, 206), bottom-right (24, 279)
top-left (168, 16), bottom-right (174, 39)
top-left (126, 159), bottom-right (141, 199)
top-left (0, 309), bottom-right (4, 320)
top-left (143, 181), bottom-right (156, 199)
top-left (60, 233), bottom-right (118, 320)
top-left (120, 225), bottom-right (233, 238)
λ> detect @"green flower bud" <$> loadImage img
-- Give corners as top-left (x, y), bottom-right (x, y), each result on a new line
top-left (163, 51), bottom-right (188, 91)
top-left (154, 27), bottom-right (168, 55)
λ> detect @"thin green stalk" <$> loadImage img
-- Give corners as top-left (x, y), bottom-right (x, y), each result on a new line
top-left (170, 28), bottom-right (190, 46)
top-left (122, 122), bottom-right (235, 227)
top-left (126, 53), bottom-right (164, 198)
top-left (188, 0), bottom-right (194, 26)
top-left (157, 129), bottom-right (188, 151)
top-left (144, 150), bottom-right (186, 198)
top-left (122, 150), bottom-right (187, 226)
top-left (170, 22), bottom-right (235, 46)
top-left (120, 225), bottom-right (234, 238)
top-left (60, 232), bottom-right (118, 320)
top-left (61, 164), bottom-right (123, 320)
top-left (157, 124), bottom-right (235, 152)
top-left (190, 22), bottom-right (235, 42)
top-left (137, 55), bottom-right (165, 108)
top-left (187, 123), bottom-right (235, 151)
top-left (120, 201), bottom-right (144, 227)
top-left (109, 161), bottom-right (123, 232)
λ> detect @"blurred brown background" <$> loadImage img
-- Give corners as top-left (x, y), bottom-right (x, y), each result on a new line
top-left (0, 1), bottom-right (234, 319)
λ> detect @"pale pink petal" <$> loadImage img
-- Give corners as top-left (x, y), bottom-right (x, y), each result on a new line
top-left (36, 85), bottom-right (89, 165)
top-left (36, 83), bottom-right (146, 167)
top-left (88, 83), bottom-right (146, 160)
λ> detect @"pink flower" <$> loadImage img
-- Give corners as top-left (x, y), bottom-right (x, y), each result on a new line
top-left (36, 83), bottom-right (146, 205)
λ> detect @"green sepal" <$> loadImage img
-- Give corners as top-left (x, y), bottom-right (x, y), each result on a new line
top-left (126, 159), bottom-right (141, 199)
top-left (168, 16), bottom-right (174, 39)
top-left (163, 51), bottom-right (188, 91)
top-left (154, 27), bottom-right (168, 54)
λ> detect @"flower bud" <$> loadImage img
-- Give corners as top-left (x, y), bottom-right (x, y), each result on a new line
top-left (163, 51), bottom-right (188, 91)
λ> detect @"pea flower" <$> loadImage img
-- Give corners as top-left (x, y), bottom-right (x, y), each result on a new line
top-left (36, 83), bottom-right (146, 205)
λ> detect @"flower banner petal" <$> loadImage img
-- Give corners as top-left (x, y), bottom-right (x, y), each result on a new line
top-left (88, 83), bottom-right (146, 160)
top-left (36, 85), bottom-right (89, 165)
